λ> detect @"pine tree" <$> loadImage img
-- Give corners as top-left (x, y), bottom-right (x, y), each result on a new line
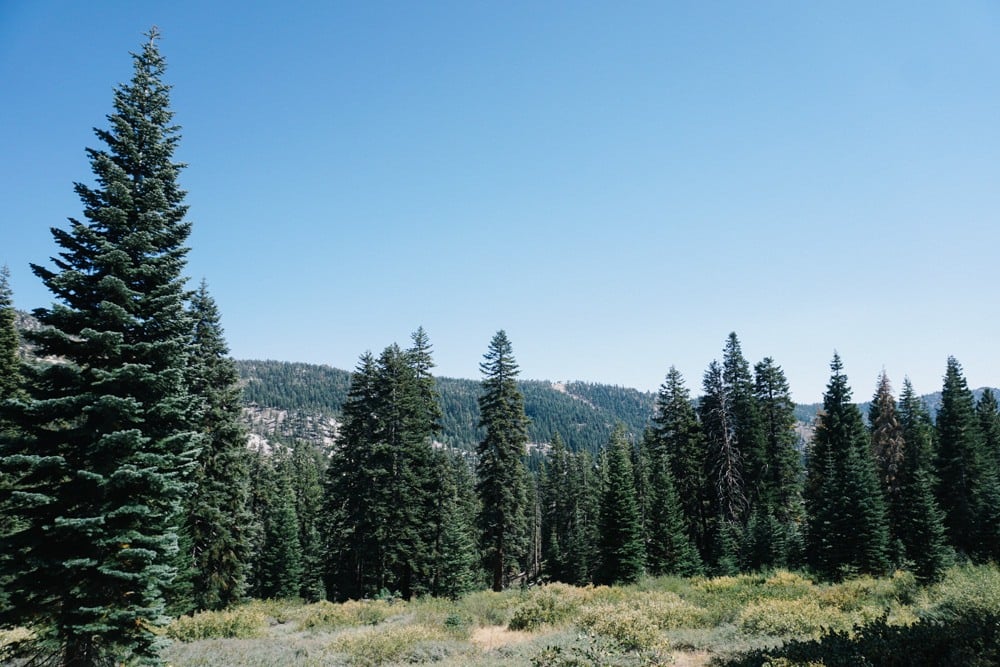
top-left (476, 330), bottom-right (530, 591)
top-left (597, 426), bottom-right (646, 584)
top-left (700, 359), bottom-right (745, 567)
top-left (977, 389), bottom-right (1000, 472)
top-left (935, 357), bottom-right (1000, 561)
top-left (752, 357), bottom-right (804, 568)
top-left (429, 452), bottom-right (481, 599)
top-left (0, 266), bottom-right (21, 404)
top-left (722, 334), bottom-right (766, 510)
top-left (641, 430), bottom-right (702, 576)
top-left (869, 371), bottom-right (906, 565)
top-left (182, 281), bottom-right (251, 611)
top-left (257, 451), bottom-right (303, 599)
top-left (892, 382), bottom-right (949, 582)
top-left (0, 31), bottom-right (196, 664)
top-left (650, 367), bottom-right (711, 561)
top-left (805, 354), bottom-right (889, 579)
top-left (291, 440), bottom-right (325, 602)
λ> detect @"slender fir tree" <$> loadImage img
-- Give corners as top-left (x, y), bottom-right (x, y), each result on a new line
top-left (935, 357), bottom-right (1000, 561)
top-left (182, 281), bottom-right (251, 611)
top-left (650, 367), bottom-right (711, 561)
top-left (0, 266), bottom-right (21, 404)
top-left (805, 354), bottom-right (890, 579)
top-left (476, 331), bottom-right (530, 591)
top-left (869, 371), bottom-right (906, 565)
top-left (256, 451), bottom-right (303, 599)
top-left (597, 426), bottom-right (646, 584)
top-left (641, 430), bottom-right (701, 576)
top-left (0, 31), bottom-right (196, 664)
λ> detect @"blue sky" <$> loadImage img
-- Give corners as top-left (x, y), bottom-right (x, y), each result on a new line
top-left (2, 1), bottom-right (999, 403)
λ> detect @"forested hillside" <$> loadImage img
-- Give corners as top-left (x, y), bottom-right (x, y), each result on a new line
top-left (235, 359), bottom-right (655, 454)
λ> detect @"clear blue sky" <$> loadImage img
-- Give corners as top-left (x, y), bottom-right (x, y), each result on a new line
top-left (3, 1), bottom-right (999, 403)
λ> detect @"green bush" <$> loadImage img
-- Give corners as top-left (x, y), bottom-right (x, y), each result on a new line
top-left (577, 603), bottom-right (670, 653)
top-left (166, 607), bottom-right (267, 641)
top-left (737, 598), bottom-right (845, 637)
top-left (330, 624), bottom-right (449, 665)
top-left (509, 584), bottom-right (585, 631)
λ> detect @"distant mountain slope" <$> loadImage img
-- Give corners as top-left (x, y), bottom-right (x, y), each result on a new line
top-left (234, 359), bottom-right (655, 454)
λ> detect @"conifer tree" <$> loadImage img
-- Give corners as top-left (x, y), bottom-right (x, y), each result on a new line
top-left (977, 389), bottom-right (1000, 471)
top-left (597, 426), bottom-right (646, 584)
top-left (0, 266), bottom-right (21, 404)
top-left (291, 440), bottom-right (325, 602)
top-left (429, 452), bottom-right (481, 599)
top-left (476, 330), bottom-right (530, 591)
top-left (722, 333), bottom-right (766, 509)
top-left (322, 336), bottom-right (442, 600)
top-left (650, 367), bottom-right (711, 560)
top-left (0, 31), bottom-right (196, 664)
top-left (935, 357), bottom-right (1000, 560)
top-left (895, 381), bottom-right (950, 582)
top-left (700, 360), bottom-right (741, 521)
top-left (541, 433), bottom-right (602, 584)
top-left (257, 452), bottom-right (303, 599)
top-left (182, 281), bottom-right (251, 611)
top-left (869, 371), bottom-right (906, 565)
top-left (641, 430), bottom-right (701, 576)
top-left (805, 354), bottom-right (890, 579)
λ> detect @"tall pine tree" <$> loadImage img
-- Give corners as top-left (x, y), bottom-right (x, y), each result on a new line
top-left (935, 357), bottom-right (1000, 561)
top-left (181, 281), bottom-right (251, 611)
top-left (869, 371), bottom-right (906, 565)
top-left (476, 331), bottom-right (530, 591)
top-left (805, 354), bottom-right (889, 579)
top-left (596, 426), bottom-right (646, 585)
top-left (0, 30), bottom-right (196, 664)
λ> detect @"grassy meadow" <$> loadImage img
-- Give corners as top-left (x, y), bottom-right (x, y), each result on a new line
top-left (119, 564), bottom-right (1000, 666)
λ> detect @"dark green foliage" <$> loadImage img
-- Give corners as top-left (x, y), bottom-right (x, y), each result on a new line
top-left (650, 366), bottom-right (712, 562)
top-left (893, 378), bottom-right (952, 582)
top-left (723, 609), bottom-right (1000, 667)
top-left (0, 266), bottom-right (21, 404)
top-left (256, 452), bottom-right (303, 598)
top-left (869, 372), bottom-right (907, 566)
top-left (977, 389), bottom-right (1000, 475)
top-left (429, 452), bottom-right (481, 599)
top-left (641, 429), bottom-right (702, 576)
top-left (596, 426), bottom-right (646, 585)
top-left (540, 433), bottom-right (601, 585)
top-left (805, 354), bottom-right (890, 578)
top-left (182, 282), bottom-right (252, 611)
top-left (935, 357), bottom-right (1000, 561)
top-left (700, 359), bottom-right (746, 525)
top-left (477, 330), bottom-right (531, 591)
top-left (722, 334), bottom-right (766, 512)
top-left (236, 360), bottom-right (351, 415)
top-left (290, 440), bottom-right (326, 602)
top-left (0, 30), bottom-right (195, 664)
top-left (323, 334), bottom-right (443, 600)
top-left (752, 357), bottom-right (804, 569)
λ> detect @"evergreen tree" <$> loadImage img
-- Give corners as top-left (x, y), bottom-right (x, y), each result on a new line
top-left (935, 357), bottom-right (1000, 560)
top-left (0, 266), bottom-right (21, 404)
top-left (650, 367), bottom-right (711, 561)
top-left (804, 354), bottom-right (890, 579)
top-left (0, 31), bottom-right (196, 664)
top-left (899, 378), bottom-right (936, 474)
top-left (977, 389), bottom-right (1000, 471)
top-left (641, 430), bottom-right (701, 576)
top-left (476, 330), bottom-right (530, 591)
top-left (322, 337), bottom-right (442, 600)
top-left (722, 333), bottom-right (766, 510)
top-left (182, 281), bottom-right (251, 611)
top-left (429, 452), bottom-right (481, 599)
top-left (701, 360), bottom-right (745, 523)
top-left (869, 371), bottom-right (906, 565)
top-left (597, 426), bottom-right (646, 584)
top-left (291, 440), bottom-right (325, 602)
top-left (256, 451), bottom-right (303, 599)
top-left (752, 357), bottom-right (804, 569)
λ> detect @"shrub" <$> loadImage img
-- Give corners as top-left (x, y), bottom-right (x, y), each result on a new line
top-left (633, 590), bottom-right (711, 630)
top-left (737, 598), bottom-right (845, 637)
top-left (166, 607), bottom-right (267, 641)
top-left (298, 599), bottom-right (400, 630)
top-left (509, 584), bottom-right (585, 631)
top-left (577, 603), bottom-right (670, 653)
top-left (330, 624), bottom-right (449, 665)
top-left (458, 589), bottom-right (519, 626)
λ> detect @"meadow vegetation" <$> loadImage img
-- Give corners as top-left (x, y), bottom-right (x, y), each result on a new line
top-left (147, 564), bottom-right (1000, 666)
